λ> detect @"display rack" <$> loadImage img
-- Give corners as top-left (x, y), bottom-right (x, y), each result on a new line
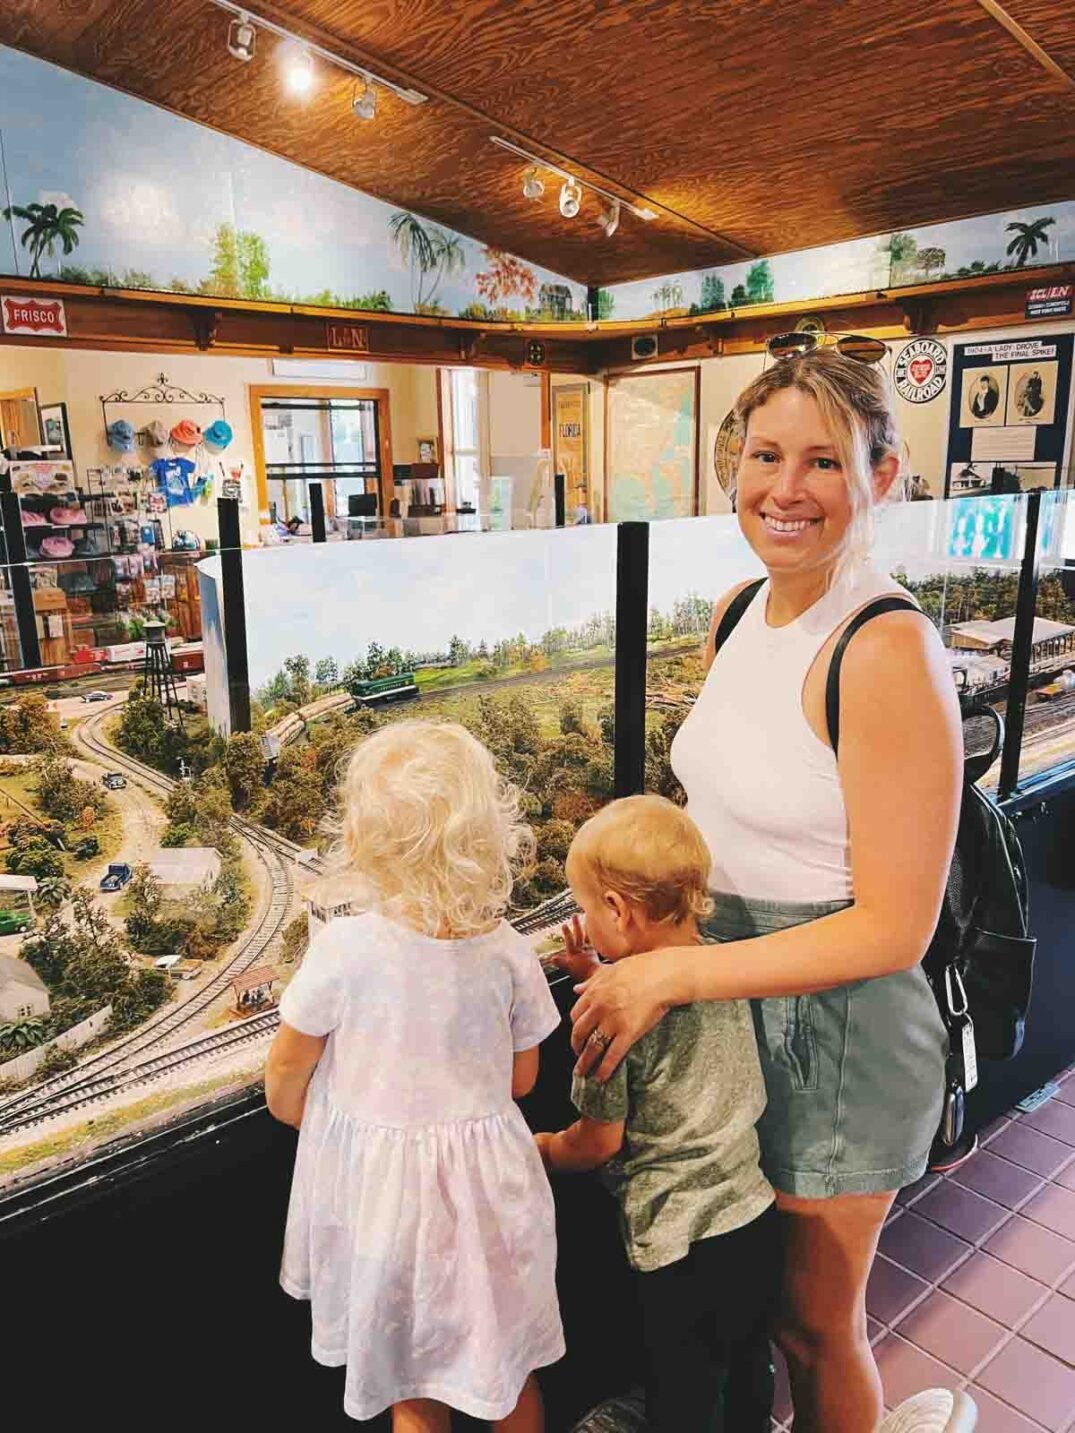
top-left (99, 372), bottom-right (226, 433)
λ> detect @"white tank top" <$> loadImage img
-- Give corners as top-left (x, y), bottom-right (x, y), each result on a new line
top-left (670, 561), bottom-right (910, 903)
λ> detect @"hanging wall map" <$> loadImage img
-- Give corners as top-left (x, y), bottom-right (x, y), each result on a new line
top-left (606, 370), bottom-right (698, 522)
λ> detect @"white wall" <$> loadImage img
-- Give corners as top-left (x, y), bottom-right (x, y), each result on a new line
top-left (488, 371), bottom-right (543, 459)
top-left (0, 344), bottom-right (438, 543)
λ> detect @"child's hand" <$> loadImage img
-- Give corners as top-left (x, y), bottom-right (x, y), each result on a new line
top-left (552, 915), bottom-right (601, 984)
top-left (534, 1131), bottom-right (556, 1171)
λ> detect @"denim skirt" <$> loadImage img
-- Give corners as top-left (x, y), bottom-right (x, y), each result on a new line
top-left (703, 893), bottom-right (948, 1199)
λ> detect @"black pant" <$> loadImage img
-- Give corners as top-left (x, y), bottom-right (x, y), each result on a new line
top-left (634, 1203), bottom-right (783, 1433)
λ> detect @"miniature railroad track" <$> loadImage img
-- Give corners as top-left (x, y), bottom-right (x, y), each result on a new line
top-left (0, 712), bottom-right (296, 1135)
top-left (1, 1012), bottom-right (282, 1136)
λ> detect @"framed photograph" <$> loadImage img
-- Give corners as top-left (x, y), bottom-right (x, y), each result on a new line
top-left (1006, 361), bottom-right (1057, 426)
top-left (960, 368), bottom-right (1008, 428)
top-left (416, 436), bottom-right (439, 464)
top-left (553, 383), bottom-right (590, 518)
top-left (38, 401), bottom-right (71, 456)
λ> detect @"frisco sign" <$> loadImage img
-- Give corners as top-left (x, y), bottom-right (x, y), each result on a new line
top-left (1, 295), bottom-right (67, 337)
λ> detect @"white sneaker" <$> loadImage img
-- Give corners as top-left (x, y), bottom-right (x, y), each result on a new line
top-left (879, 1388), bottom-right (978, 1432)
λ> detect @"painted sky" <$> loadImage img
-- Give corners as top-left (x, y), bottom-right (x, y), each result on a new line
top-left (0, 45), bottom-right (585, 315)
top-left (604, 202), bottom-right (1075, 321)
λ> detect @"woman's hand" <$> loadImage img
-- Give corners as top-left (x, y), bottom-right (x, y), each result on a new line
top-left (571, 950), bottom-right (675, 1081)
top-left (551, 915), bottom-right (601, 985)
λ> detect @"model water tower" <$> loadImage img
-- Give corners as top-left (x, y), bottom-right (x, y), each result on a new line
top-left (141, 620), bottom-right (184, 728)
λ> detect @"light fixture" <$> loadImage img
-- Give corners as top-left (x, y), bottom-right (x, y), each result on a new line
top-left (227, 14), bottom-right (256, 62)
top-left (352, 78), bottom-right (377, 120)
top-left (522, 167), bottom-right (545, 200)
top-left (490, 136), bottom-right (657, 225)
top-left (284, 46), bottom-right (315, 96)
top-left (559, 178), bottom-right (583, 219)
top-left (598, 199), bottom-right (621, 237)
top-left (210, 1), bottom-right (428, 104)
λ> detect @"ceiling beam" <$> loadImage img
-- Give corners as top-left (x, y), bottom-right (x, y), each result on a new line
top-left (973, 0), bottom-right (1075, 92)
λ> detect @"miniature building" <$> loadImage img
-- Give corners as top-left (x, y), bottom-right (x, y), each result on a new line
top-left (231, 966), bottom-right (278, 1014)
top-left (949, 617), bottom-right (1075, 661)
top-left (0, 954), bottom-right (50, 1022)
top-left (147, 847), bottom-right (222, 895)
top-left (301, 872), bottom-right (362, 937)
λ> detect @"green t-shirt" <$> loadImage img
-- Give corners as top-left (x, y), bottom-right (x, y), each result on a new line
top-left (572, 997), bottom-right (773, 1272)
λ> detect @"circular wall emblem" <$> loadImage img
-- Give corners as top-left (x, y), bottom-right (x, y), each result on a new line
top-left (713, 409), bottom-right (743, 506)
top-left (894, 338), bottom-right (948, 403)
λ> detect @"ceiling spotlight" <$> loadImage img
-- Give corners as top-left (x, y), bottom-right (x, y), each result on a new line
top-left (636, 207), bottom-right (657, 222)
top-left (283, 46), bottom-right (315, 96)
top-left (227, 14), bottom-right (256, 62)
top-left (522, 167), bottom-right (545, 201)
top-left (352, 78), bottom-right (377, 120)
top-left (598, 199), bottom-right (621, 237)
top-left (559, 177), bottom-right (583, 219)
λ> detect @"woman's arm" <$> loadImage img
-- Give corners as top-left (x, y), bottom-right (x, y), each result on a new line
top-left (265, 1023), bottom-right (327, 1128)
top-left (573, 611), bottom-right (963, 1077)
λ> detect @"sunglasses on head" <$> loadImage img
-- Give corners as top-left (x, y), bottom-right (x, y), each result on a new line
top-left (766, 330), bottom-right (888, 364)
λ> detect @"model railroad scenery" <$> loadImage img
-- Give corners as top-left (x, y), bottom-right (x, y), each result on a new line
top-left (2, 556), bottom-right (1074, 1188)
top-left (0, 595), bottom-right (711, 1187)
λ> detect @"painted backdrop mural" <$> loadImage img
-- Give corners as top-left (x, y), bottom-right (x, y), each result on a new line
top-left (0, 45), bottom-right (584, 322)
top-left (599, 204), bottom-right (1075, 321)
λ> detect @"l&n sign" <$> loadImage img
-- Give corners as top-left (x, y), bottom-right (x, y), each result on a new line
top-left (1, 295), bottom-right (68, 337)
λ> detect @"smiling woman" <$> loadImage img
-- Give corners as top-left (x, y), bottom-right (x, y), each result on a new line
top-left (571, 350), bottom-right (963, 1432)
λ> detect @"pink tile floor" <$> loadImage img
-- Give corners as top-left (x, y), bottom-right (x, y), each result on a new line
top-left (771, 1065), bottom-right (1075, 1431)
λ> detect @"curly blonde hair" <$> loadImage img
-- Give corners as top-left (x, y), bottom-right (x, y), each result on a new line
top-left (568, 794), bottom-right (713, 926)
top-left (735, 349), bottom-right (904, 568)
top-left (330, 719), bottom-right (534, 938)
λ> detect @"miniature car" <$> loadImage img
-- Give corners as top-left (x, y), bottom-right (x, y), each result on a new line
top-left (73, 836), bottom-right (100, 860)
top-left (0, 909), bottom-right (31, 936)
top-left (81, 690), bottom-right (112, 703)
top-left (99, 862), bottom-right (133, 892)
top-left (101, 772), bottom-right (127, 790)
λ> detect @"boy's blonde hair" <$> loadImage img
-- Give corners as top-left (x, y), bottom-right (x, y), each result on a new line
top-left (568, 795), bottom-right (713, 926)
top-left (331, 719), bottom-right (534, 938)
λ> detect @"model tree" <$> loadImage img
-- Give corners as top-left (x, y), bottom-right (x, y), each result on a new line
top-left (2, 200), bottom-right (84, 279)
top-left (389, 212), bottom-right (466, 311)
top-left (475, 248), bottom-right (539, 311)
top-left (1005, 217), bottom-right (1056, 267)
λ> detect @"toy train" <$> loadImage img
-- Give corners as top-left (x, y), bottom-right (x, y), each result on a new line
top-left (0, 641), bottom-right (204, 689)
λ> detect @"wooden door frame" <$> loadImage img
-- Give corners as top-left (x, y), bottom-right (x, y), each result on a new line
top-left (247, 384), bottom-right (394, 527)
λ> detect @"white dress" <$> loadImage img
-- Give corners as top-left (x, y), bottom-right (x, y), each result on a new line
top-left (278, 910), bottom-right (565, 1422)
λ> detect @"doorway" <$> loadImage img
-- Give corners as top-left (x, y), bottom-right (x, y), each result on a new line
top-left (248, 385), bottom-right (393, 526)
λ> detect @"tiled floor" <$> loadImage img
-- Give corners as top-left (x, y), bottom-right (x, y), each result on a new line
top-left (771, 1064), bottom-right (1075, 1431)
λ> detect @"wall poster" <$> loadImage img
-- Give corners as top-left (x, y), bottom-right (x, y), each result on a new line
top-left (944, 335), bottom-right (1074, 497)
top-left (552, 384), bottom-right (589, 521)
top-left (605, 368), bottom-right (699, 522)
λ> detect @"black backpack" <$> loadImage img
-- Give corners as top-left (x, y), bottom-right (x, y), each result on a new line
top-left (714, 580), bottom-right (1036, 1064)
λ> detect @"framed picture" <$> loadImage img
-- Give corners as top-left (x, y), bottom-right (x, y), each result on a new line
top-left (39, 401), bottom-right (71, 457)
top-left (416, 436), bottom-right (438, 464)
top-left (553, 383), bottom-right (590, 519)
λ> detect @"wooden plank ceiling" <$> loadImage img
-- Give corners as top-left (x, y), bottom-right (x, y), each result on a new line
top-left (1, 0), bottom-right (1074, 287)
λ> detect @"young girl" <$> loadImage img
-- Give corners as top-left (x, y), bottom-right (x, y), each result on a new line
top-left (266, 720), bottom-right (565, 1431)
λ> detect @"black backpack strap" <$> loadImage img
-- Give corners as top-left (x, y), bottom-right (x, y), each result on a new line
top-left (712, 578), bottom-right (765, 658)
top-left (826, 597), bottom-right (922, 755)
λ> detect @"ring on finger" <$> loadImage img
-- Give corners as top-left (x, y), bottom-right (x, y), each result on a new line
top-left (588, 1027), bottom-right (612, 1050)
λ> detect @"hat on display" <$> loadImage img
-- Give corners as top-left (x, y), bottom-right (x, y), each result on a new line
top-left (107, 419), bottom-right (136, 452)
top-left (142, 419), bottom-right (169, 448)
top-left (202, 419), bottom-right (233, 451)
top-left (170, 419), bottom-right (202, 449)
top-left (49, 505), bottom-right (90, 526)
top-left (21, 509), bottom-right (46, 526)
top-left (41, 535), bottom-right (75, 559)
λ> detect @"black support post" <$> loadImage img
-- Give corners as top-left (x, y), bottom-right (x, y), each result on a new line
top-left (999, 490), bottom-right (1042, 800)
top-left (309, 482), bottom-right (326, 543)
top-left (554, 473), bottom-right (565, 528)
top-left (586, 285), bottom-right (601, 323)
top-left (614, 521), bottom-right (649, 797)
top-left (217, 497), bottom-right (251, 734)
top-left (0, 490), bottom-right (41, 671)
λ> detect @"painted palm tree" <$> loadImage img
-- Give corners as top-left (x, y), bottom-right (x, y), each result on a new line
top-left (1005, 217), bottom-right (1056, 268)
top-left (389, 212), bottom-right (465, 311)
top-left (2, 201), bottom-right (85, 278)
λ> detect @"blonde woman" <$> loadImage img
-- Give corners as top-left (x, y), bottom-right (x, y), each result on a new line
top-left (267, 721), bottom-right (564, 1433)
top-left (572, 351), bottom-right (962, 1432)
